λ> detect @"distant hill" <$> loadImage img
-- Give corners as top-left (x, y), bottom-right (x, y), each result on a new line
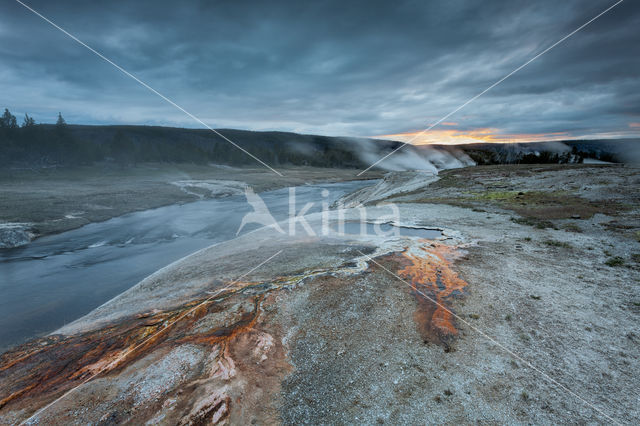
top-left (0, 124), bottom-right (470, 170)
top-left (1, 122), bottom-right (637, 169)
top-left (0, 124), bottom-right (372, 168)
top-left (458, 139), bottom-right (640, 165)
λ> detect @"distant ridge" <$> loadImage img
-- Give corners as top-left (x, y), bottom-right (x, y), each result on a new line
top-left (1, 122), bottom-right (637, 168)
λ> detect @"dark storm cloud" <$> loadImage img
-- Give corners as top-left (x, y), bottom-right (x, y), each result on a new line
top-left (0, 0), bottom-right (638, 139)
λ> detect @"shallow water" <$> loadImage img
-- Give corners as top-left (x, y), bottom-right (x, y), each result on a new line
top-left (0, 180), bottom-right (372, 353)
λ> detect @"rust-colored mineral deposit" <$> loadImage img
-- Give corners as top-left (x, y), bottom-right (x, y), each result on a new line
top-left (397, 243), bottom-right (468, 347)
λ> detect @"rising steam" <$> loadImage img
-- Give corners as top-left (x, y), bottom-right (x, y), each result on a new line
top-left (347, 138), bottom-right (475, 174)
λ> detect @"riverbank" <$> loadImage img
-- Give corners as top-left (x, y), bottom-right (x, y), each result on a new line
top-left (1, 164), bottom-right (639, 424)
top-left (0, 164), bottom-right (382, 247)
top-left (0, 180), bottom-right (372, 354)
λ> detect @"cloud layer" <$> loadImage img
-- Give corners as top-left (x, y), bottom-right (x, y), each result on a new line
top-left (1, 0), bottom-right (638, 140)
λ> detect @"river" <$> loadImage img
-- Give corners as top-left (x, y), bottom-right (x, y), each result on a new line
top-left (0, 180), bottom-right (373, 353)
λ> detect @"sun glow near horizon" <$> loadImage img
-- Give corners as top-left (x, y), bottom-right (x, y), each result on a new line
top-left (378, 127), bottom-right (640, 145)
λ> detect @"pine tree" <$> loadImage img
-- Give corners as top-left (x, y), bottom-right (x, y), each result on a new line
top-left (56, 112), bottom-right (66, 127)
top-left (1, 108), bottom-right (17, 128)
top-left (22, 113), bottom-right (36, 127)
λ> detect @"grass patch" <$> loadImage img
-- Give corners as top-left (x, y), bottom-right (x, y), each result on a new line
top-left (605, 256), bottom-right (625, 267)
top-left (543, 240), bottom-right (571, 248)
top-left (562, 223), bottom-right (582, 233)
top-left (469, 190), bottom-right (627, 220)
top-left (511, 217), bottom-right (556, 229)
top-left (390, 167), bottom-right (629, 222)
top-left (429, 172), bottom-right (464, 189)
top-left (471, 190), bottom-right (520, 201)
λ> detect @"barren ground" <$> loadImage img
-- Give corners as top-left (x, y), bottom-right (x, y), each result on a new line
top-left (1, 164), bottom-right (639, 424)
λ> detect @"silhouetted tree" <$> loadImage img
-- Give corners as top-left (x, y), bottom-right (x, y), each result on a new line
top-left (56, 112), bottom-right (66, 127)
top-left (22, 113), bottom-right (36, 127)
top-left (1, 108), bottom-right (18, 128)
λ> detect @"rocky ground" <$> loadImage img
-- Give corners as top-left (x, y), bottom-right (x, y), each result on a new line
top-left (1, 164), bottom-right (639, 424)
top-left (0, 164), bottom-right (380, 247)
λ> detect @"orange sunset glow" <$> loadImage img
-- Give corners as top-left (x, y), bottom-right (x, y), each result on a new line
top-left (379, 128), bottom-right (571, 145)
top-left (379, 126), bottom-right (640, 145)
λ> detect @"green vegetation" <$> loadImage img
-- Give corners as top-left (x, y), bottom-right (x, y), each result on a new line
top-left (470, 190), bottom-right (521, 201)
top-left (470, 190), bottom-right (574, 207)
top-left (472, 189), bottom-right (625, 222)
top-left (605, 257), bottom-right (625, 267)
top-left (519, 333), bottom-right (530, 342)
top-left (429, 173), bottom-right (463, 189)
top-left (406, 171), bottom-right (629, 223)
top-left (511, 217), bottom-right (555, 229)
top-left (563, 223), bottom-right (582, 233)
top-left (543, 240), bottom-right (571, 248)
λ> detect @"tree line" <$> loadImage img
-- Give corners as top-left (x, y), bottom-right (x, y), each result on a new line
top-left (0, 108), bottom-right (64, 129)
top-left (0, 107), bottom-right (366, 168)
top-left (1, 107), bottom-right (623, 169)
top-left (0, 108), bottom-right (99, 166)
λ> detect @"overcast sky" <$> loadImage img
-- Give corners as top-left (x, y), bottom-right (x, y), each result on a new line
top-left (1, 0), bottom-right (639, 143)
